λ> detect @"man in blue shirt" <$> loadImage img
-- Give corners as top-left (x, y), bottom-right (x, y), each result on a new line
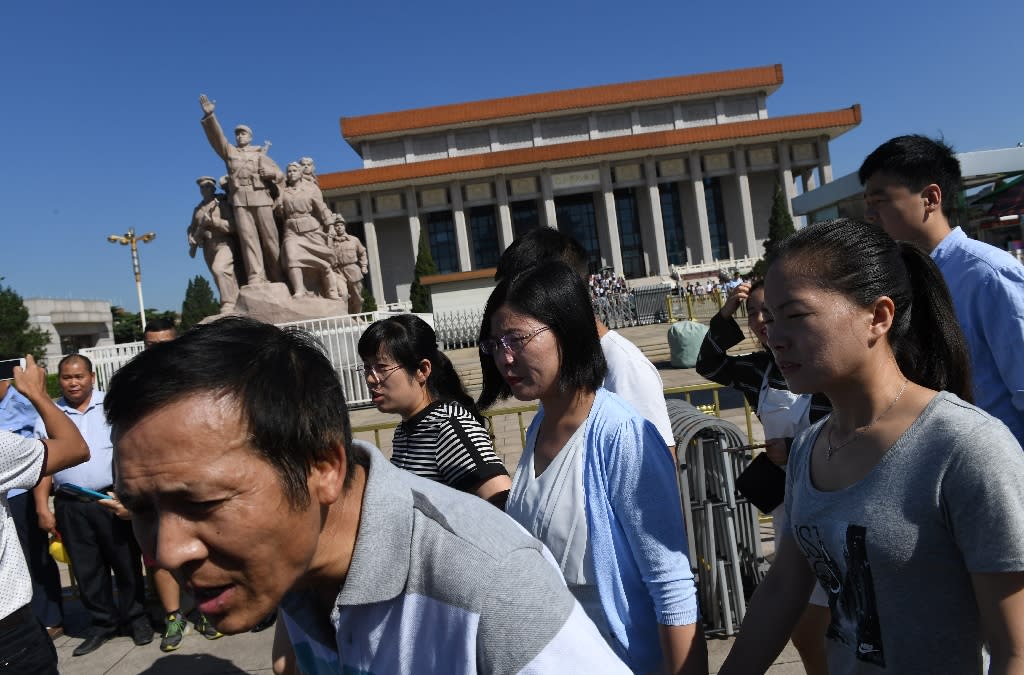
top-left (1, 378), bottom-right (64, 637)
top-left (32, 354), bottom-right (153, 656)
top-left (860, 135), bottom-right (1024, 444)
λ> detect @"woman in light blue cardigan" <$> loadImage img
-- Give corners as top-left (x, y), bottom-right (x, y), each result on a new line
top-left (478, 262), bottom-right (706, 674)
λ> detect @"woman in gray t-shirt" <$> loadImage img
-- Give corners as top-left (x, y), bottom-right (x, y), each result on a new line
top-left (719, 218), bottom-right (1024, 675)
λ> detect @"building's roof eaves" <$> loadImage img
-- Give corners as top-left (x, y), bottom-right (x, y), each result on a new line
top-left (340, 64), bottom-right (785, 141)
top-left (320, 105), bottom-right (861, 193)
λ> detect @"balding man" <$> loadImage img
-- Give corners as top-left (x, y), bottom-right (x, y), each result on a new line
top-left (32, 355), bottom-right (152, 657)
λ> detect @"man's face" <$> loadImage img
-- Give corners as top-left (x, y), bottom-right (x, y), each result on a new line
top-left (59, 359), bottom-right (94, 408)
top-left (334, 222), bottom-right (346, 237)
top-left (114, 393), bottom-right (329, 633)
top-left (862, 171), bottom-right (930, 241)
top-left (143, 329), bottom-right (177, 350)
top-left (199, 184), bottom-right (216, 201)
top-left (235, 129), bottom-right (252, 148)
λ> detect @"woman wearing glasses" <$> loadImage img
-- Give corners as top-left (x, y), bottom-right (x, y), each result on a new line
top-left (357, 314), bottom-right (511, 508)
top-left (478, 263), bottom-right (707, 675)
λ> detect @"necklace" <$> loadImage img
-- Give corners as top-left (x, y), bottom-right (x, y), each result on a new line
top-left (826, 378), bottom-right (909, 461)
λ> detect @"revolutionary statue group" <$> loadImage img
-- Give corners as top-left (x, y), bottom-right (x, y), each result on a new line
top-left (189, 94), bottom-right (368, 314)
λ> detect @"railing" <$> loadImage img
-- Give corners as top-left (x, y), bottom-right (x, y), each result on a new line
top-left (352, 381), bottom-right (757, 458)
top-left (80, 305), bottom-right (415, 406)
top-left (433, 307), bottom-right (486, 350)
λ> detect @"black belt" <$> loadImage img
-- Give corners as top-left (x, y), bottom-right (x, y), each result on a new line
top-left (0, 605), bottom-right (32, 632)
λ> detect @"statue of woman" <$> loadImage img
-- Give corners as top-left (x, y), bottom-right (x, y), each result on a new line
top-left (276, 162), bottom-right (339, 299)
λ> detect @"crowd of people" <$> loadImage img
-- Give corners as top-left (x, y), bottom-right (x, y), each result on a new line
top-left (2, 133), bottom-right (1023, 674)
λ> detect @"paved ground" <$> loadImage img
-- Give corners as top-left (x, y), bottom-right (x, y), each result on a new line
top-left (54, 322), bottom-right (806, 673)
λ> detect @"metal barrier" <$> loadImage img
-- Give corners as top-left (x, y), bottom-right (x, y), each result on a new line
top-left (80, 307), bottom-right (416, 406)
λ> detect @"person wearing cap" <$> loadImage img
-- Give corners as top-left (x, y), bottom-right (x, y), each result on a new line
top-left (198, 94), bottom-right (284, 287)
top-left (187, 175), bottom-right (242, 312)
top-left (330, 216), bottom-right (369, 314)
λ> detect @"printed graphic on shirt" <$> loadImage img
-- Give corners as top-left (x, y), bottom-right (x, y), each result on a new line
top-left (794, 521), bottom-right (885, 668)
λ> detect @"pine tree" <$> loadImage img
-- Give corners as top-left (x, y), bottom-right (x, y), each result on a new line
top-left (0, 283), bottom-right (50, 359)
top-left (763, 181), bottom-right (796, 261)
top-left (360, 285), bottom-right (377, 313)
top-left (180, 276), bottom-right (220, 331)
top-left (409, 227), bottom-right (437, 313)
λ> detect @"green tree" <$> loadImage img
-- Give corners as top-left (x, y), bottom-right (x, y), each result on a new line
top-left (763, 181), bottom-right (796, 262)
top-left (180, 276), bottom-right (220, 331)
top-left (0, 283), bottom-right (50, 359)
top-left (361, 285), bottom-right (377, 313)
top-left (112, 306), bottom-right (178, 343)
top-left (409, 227), bottom-right (437, 313)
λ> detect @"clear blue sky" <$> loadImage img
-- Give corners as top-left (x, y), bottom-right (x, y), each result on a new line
top-left (3, 0), bottom-right (1021, 313)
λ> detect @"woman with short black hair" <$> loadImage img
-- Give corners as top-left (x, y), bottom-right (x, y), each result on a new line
top-left (478, 262), bottom-right (707, 675)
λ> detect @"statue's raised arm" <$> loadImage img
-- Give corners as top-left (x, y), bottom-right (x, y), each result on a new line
top-left (199, 94), bottom-right (216, 116)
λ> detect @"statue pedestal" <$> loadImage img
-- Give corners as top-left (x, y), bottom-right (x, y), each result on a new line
top-left (229, 282), bottom-right (349, 324)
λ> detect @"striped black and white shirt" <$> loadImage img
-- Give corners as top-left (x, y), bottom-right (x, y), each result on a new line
top-left (391, 401), bottom-right (508, 492)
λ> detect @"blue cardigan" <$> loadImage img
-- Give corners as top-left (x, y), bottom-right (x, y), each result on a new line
top-left (525, 387), bottom-right (699, 672)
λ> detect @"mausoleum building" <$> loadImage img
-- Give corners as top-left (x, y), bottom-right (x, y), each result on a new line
top-left (319, 64), bottom-right (860, 304)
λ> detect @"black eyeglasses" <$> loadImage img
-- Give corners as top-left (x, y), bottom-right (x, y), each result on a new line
top-left (479, 326), bottom-right (551, 356)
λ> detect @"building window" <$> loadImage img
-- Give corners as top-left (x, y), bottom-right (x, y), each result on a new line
top-left (614, 188), bottom-right (646, 279)
top-left (468, 205), bottom-right (500, 269)
top-left (554, 193), bottom-right (601, 274)
top-left (704, 177), bottom-right (730, 260)
top-left (658, 183), bottom-right (687, 265)
top-left (510, 200), bottom-right (540, 238)
top-left (424, 211), bottom-right (459, 274)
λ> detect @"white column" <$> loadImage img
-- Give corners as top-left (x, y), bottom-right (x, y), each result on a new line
top-left (803, 168), bottom-right (818, 192)
top-left (688, 153), bottom-right (714, 264)
top-left (405, 187), bottom-right (420, 258)
top-left (642, 158), bottom-right (670, 275)
top-left (359, 193), bottom-right (385, 305)
top-left (495, 174), bottom-right (514, 250)
top-left (540, 170), bottom-right (557, 229)
top-left (733, 148), bottom-right (759, 259)
top-left (450, 181), bottom-right (472, 271)
top-left (777, 141), bottom-right (796, 216)
top-left (816, 136), bottom-right (833, 184)
top-left (599, 164), bottom-right (624, 273)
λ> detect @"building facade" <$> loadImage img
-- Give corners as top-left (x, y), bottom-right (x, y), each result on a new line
top-left (319, 64), bottom-right (860, 304)
top-left (24, 298), bottom-right (114, 365)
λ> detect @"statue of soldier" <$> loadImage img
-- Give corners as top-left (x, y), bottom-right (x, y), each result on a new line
top-left (330, 216), bottom-right (369, 314)
top-left (188, 176), bottom-right (242, 312)
top-left (198, 94), bottom-right (284, 286)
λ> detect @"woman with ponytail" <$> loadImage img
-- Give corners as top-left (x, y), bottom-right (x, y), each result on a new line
top-left (721, 219), bottom-right (1024, 675)
top-left (357, 314), bottom-right (511, 508)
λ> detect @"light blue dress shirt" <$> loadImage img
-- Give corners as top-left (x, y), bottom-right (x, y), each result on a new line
top-left (932, 227), bottom-right (1024, 444)
top-left (2, 385), bottom-right (39, 498)
top-left (34, 389), bottom-right (114, 491)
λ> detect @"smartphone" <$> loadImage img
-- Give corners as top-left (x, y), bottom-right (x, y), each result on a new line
top-left (0, 358), bottom-right (27, 381)
top-left (56, 483), bottom-right (110, 503)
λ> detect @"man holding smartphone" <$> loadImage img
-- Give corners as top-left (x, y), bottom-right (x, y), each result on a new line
top-left (32, 354), bottom-right (153, 656)
top-left (1, 355), bottom-right (90, 673)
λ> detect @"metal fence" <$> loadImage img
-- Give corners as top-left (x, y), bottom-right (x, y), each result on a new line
top-left (433, 307), bottom-right (487, 350)
top-left (80, 306), bottom-right (416, 407)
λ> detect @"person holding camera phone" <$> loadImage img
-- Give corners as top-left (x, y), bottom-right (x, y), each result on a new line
top-left (32, 354), bottom-right (153, 657)
top-left (696, 279), bottom-right (833, 675)
top-left (1, 355), bottom-right (90, 673)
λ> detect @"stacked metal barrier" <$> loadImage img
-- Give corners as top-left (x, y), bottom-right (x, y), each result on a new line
top-left (667, 399), bottom-right (769, 636)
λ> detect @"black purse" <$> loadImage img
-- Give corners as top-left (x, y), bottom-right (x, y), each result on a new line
top-left (734, 453), bottom-right (786, 513)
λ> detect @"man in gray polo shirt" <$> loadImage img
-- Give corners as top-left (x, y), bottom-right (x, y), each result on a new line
top-left (105, 317), bottom-right (629, 674)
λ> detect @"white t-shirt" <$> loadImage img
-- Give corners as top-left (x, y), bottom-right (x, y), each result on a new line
top-left (0, 431), bottom-right (45, 620)
top-left (601, 331), bottom-right (675, 447)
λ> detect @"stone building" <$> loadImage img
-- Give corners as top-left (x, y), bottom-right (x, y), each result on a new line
top-left (319, 64), bottom-right (860, 304)
top-left (24, 298), bottom-right (114, 365)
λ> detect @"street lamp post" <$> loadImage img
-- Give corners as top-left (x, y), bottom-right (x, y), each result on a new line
top-left (107, 228), bottom-right (156, 332)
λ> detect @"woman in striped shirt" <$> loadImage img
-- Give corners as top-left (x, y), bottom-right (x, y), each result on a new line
top-left (357, 314), bottom-right (511, 509)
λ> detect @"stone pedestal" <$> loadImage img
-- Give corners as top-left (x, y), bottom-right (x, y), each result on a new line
top-left (228, 282), bottom-right (349, 324)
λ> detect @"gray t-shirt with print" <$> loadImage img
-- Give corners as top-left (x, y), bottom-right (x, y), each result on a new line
top-left (785, 392), bottom-right (1024, 674)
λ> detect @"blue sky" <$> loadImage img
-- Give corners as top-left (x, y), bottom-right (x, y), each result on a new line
top-left (3, 0), bottom-right (1022, 313)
